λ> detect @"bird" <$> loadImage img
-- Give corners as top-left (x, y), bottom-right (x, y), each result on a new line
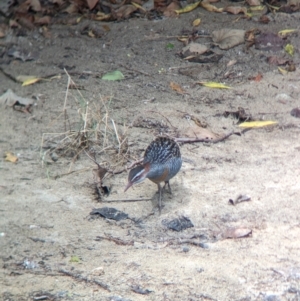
top-left (124, 137), bottom-right (182, 213)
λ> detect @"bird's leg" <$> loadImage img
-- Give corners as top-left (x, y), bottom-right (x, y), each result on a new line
top-left (157, 183), bottom-right (162, 214)
top-left (163, 181), bottom-right (172, 194)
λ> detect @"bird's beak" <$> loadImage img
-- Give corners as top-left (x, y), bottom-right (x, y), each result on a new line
top-left (124, 181), bottom-right (133, 192)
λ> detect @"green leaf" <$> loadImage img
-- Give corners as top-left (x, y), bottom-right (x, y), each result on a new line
top-left (166, 43), bottom-right (174, 50)
top-left (102, 70), bottom-right (124, 81)
top-left (70, 255), bottom-right (80, 263)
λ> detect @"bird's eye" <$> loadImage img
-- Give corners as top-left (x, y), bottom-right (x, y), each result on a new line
top-left (134, 175), bottom-right (141, 181)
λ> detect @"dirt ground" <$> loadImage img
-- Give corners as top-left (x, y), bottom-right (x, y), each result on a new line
top-left (1, 5), bottom-right (300, 301)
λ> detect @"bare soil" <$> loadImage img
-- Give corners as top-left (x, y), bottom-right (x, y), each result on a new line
top-left (1, 6), bottom-right (300, 301)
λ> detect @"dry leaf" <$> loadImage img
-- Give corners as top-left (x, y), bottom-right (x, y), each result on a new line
top-left (183, 126), bottom-right (218, 140)
top-left (181, 43), bottom-right (208, 57)
top-left (192, 18), bottom-right (201, 26)
top-left (5, 152), bottom-right (18, 163)
top-left (278, 67), bottom-right (288, 75)
top-left (248, 73), bottom-right (263, 82)
top-left (267, 56), bottom-right (288, 65)
top-left (87, 0), bottom-right (98, 10)
top-left (170, 82), bottom-right (186, 94)
top-left (246, 0), bottom-right (261, 6)
top-left (93, 12), bottom-right (111, 21)
top-left (175, 1), bottom-right (200, 14)
top-left (200, 0), bottom-right (223, 12)
top-left (224, 6), bottom-right (247, 14)
top-left (30, 0), bottom-right (42, 11)
top-left (0, 89), bottom-right (33, 107)
top-left (255, 32), bottom-right (285, 51)
top-left (278, 29), bottom-right (297, 36)
top-left (163, 2), bottom-right (181, 17)
top-left (198, 81), bottom-right (231, 89)
top-left (34, 15), bottom-right (51, 25)
top-left (64, 3), bottom-right (79, 14)
top-left (224, 227), bottom-right (252, 239)
top-left (113, 5), bottom-right (137, 19)
top-left (0, 24), bottom-right (8, 38)
top-left (16, 75), bottom-right (42, 86)
top-left (239, 120), bottom-right (277, 128)
top-left (259, 15), bottom-right (270, 23)
top-left (9, 19), bottom-right (21, 28)
top-left (212, 28), bottom-right (245, 49)
top-left (132, 2), bottom-right (147, 12)
top-left (227, 59), bottom-right (237, 67)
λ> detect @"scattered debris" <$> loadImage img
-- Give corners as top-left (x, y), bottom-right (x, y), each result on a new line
top-left (23, 259), bottom-right (39, 269)
top-left (223, 227), bottom-right (252, 239)
top-left (181, 42), bottom-right (208, 57)
top-left (131, 285), bottom-right (153, 295)
top-left (229, 194), bottom-right (251, 205)
top-left (224, 107), bottom-right (252, 123)
top-left (290, 108), bottom-right (300, 118)
top-left (95, 235), bottom-right (134, 246)
top-left (109, 296), bottom-right (132, 301)
top-left (7, 48), bottom-right (39, 62)
top-left (248, 73), bottom-right (263, 82)
top-left (255, 32), bottom-right (286, 51)
top-left (59, 268), bottom-right (110, 291)
top-left (170, 82), bottom-right (187, 94)
top-left (90, 207), bottom-right (128, 221)
top-left (0, 89), bottom-right (33, 113)
top-left (162, 216), bottom-right (194, 231)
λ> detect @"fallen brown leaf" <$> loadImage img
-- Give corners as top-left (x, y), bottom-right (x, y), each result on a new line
top-left (212, 28), bottom-right (245, 49)
top-left (246, 0), bottom-right (261, 6)
top-left (87, 0), bottom-right (99, 10)
top-left (224, 227), bottom-right (252, 239)
top-left (113, 4), bottom-right (137, 20)
top-left (163, 2), bottom-right (181, 17)
top-left (248, 73), bottom-right (263, 82)
top-left (224, 6), bottom-right (247, 14)
top-left (183, 125), bottom-right (218, 140)
top-left (200, 0), bottom-right (223, 12)
top-left (5, 152), bottom-right (18, 163)
top-left (170, 82), bottom-right (186, 94)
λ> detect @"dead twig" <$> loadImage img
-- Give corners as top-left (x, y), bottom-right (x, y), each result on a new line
top-left (58, 268), bottom-right (110, 292)
top-left (100, 198), bottom-right (152, 203)
top-left (54, 167), bottom-right (91, 179)
top-left (174, 131), bottom-right (235, 144)
top-left (95, 235), bottom-right (134, 246)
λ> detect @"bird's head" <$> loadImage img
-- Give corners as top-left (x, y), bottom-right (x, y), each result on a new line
top-left (124, 164), bottom-right (149, 192)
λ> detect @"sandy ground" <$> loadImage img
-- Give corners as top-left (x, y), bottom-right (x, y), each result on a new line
top-left (1, 5), bottom-right (300, 301)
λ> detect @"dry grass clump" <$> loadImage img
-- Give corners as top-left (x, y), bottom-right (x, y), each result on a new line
top-left (41, 72), bottom-right (128, 176)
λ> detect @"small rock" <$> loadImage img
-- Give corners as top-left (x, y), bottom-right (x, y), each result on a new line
top-left (291, 108), bottom-right (300, 118)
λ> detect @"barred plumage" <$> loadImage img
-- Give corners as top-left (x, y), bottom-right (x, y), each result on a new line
top-left (125, 137), bottom-right (182, 213)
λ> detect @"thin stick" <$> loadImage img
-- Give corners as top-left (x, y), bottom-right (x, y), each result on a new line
top-left (63, 68), bottom-right (71, 133)
top-left (111, 119), bottom-right (121, 154)
top-left (54, 167), bottom-right (91, 179)
top-left (175, 131), bottom-right (235, 144)
top-left (100, 198), bottom-right (153, 203)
